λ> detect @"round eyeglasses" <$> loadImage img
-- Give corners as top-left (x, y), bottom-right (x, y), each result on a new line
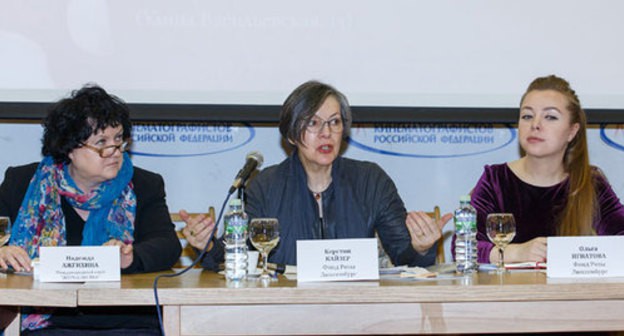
top-left (305, 116), bottom-right (344, 133)
top-left (81, 141), bottom-right (131, 158)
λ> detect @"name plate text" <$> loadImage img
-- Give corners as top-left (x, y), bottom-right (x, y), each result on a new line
top-left (547, 236), bottom-right (624, 278)
top-left (38, 246), bottom-right (120, 282)
top-left (296, 238), bottom-right (379, 282)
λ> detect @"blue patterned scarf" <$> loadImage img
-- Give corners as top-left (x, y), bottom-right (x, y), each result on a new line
top-left (11, 153), bottom-right (137, 331)
top-left (11, 153), bottom-right (136, 257)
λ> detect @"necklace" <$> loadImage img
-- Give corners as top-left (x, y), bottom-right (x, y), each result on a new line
top-left (308, 178), bottom-right (332, 201)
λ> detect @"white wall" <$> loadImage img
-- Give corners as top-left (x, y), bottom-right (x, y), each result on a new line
top-left (1, 1), bottom-right (624, 109)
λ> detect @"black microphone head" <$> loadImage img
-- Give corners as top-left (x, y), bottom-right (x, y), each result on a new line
top-left (246, 151), bottom-right (264, 169)
top-left (229, 151), bottom-right (264, 194)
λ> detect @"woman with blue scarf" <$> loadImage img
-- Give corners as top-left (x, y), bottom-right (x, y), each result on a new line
top-left (0, 84), bottom-right (181, 335)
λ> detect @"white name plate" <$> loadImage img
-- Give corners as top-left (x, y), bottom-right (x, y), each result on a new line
top-left (38, 246), bottom-right (120, 282)
top-left (547, 236), bottom-right (624, 278)
top-left (296, 238), bottom-right (379, 282)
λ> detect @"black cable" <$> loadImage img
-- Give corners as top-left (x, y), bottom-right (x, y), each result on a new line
top-left (152, 192), bottom-right (232, 336)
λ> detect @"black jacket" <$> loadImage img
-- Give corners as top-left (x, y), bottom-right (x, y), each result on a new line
top-left (203, 152), bottom-right (435, 269)
top-left (0, 162), bottom-right (181, 273)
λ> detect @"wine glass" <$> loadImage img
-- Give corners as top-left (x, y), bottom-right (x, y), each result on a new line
top-left (486, 213), bottom-right (516, 273)
top-left (0, 216), bottom-right (11, 247)
top-left (249, 218), bottom-right (280, 281)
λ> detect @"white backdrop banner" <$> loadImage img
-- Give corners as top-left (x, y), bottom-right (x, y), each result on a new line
top-left (1, 122), bottom-right (623, 254)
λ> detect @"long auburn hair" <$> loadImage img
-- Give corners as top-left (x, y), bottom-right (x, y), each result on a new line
top-left (520, 75), bottom-right (596, 236)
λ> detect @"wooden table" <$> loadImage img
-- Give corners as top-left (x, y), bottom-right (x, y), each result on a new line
top-left (0, 273), bottom-right (79, 335)
top-left (73, 269), bottom-right (624, 335)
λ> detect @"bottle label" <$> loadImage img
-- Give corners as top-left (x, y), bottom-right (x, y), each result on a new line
top-left (226, 216), bottom-right (248, 235)
top-left (454, 219), bottom-right (476, 231)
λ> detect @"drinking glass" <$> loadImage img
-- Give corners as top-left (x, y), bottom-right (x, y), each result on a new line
top-left (249, 218), bottom-right (280, 281)
top-left (0, 216), bottom-right (11, 247)
top-left (486, 213), bottom-right (516, 273)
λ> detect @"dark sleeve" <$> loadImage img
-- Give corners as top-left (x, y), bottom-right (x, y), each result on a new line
top-left (0, 164), bottom-right (37, 222)
top-left (197, 237), bottom-right (225, 272)
top-left (594, 172), bottom-right (624, 235)
top-left (371, 164), bottom-right (436, 267)
top-left (244, 168), bottom-right (271, 220)
top-left (469, 166), bottom-right (499, 263)
top-left (124, 169), bottom-right (182, 274)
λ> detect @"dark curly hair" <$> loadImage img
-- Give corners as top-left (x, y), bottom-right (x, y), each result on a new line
top-left (42, 84), bottom-right (132, 164)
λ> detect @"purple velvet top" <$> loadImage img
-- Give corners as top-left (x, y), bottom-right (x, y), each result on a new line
top-left (471, 163), bottom-right (624, 263)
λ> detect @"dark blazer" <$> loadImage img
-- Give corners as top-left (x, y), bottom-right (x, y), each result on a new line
top-left (202, 152), bottom-right (436, 270)
top-left (0, 162), bottom-right (181, 273)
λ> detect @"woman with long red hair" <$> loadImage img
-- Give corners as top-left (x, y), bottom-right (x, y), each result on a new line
top-left (469, 75), bottom-right (624, 264)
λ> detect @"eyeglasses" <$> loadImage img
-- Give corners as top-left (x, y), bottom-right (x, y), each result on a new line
top-left (305, 116), bottom-right (344, 133)
top-left (81, 141), bottom-right (131, 158)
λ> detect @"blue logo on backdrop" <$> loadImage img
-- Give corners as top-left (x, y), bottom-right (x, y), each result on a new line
top-left (348, 123), bottom-right (516, 158)
top-left (130, 122), bottom-right (254, 157)
top-left (600, 124), bottom-right (624, 152)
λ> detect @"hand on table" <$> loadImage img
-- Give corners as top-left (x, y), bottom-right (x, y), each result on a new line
top-left (494, 237), bottom-right (547, 263)
top-left (0, 245), bottom-right (31, 272)
top-left (104, 239), bottom-right (134, 269)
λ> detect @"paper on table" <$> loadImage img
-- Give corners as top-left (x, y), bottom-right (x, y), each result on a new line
top-left (505, 261), bottom-right (547, 270)
top-left (379, 266), bottom-right (408, 274)
top-left (274, 264), bottom-right (437, 280)
top-left (380, 265), bottom-right (437, 278)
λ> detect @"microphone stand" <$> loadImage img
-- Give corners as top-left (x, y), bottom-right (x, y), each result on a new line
top-left (237, 184), bottom-right (245, 203)
top-left (152, 186), bottom-right (235, 336)
top-left (154, 157), bottom-right (260, 336)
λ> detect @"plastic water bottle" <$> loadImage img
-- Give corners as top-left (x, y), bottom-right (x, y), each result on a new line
top-left (454, 195), bottom-right (478, 273)
top-left (224, 198), bottom-right (248, 281)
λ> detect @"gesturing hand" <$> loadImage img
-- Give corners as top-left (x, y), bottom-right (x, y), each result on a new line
top-left (406, 211), bottom-right (453, 255)
top-left (179, 210), bottom-right (216, 251)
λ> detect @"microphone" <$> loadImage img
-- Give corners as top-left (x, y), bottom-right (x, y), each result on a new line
top-left (228, 151), bottom-right (263, 194)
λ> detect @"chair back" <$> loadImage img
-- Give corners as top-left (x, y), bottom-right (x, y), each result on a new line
top-left (426, 206), bottom-right (447, 264)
